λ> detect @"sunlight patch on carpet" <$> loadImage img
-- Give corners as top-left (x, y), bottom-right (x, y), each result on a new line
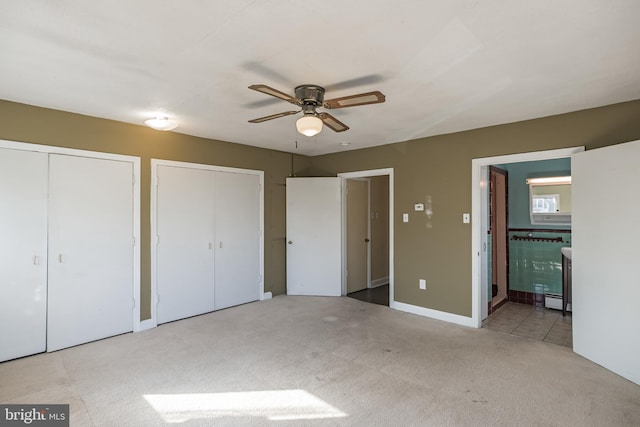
top-left (143, 390), bottom-right (347, 422)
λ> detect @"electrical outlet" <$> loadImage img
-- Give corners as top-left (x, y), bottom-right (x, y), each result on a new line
top-left (419, 279), bottom-right (426, 290)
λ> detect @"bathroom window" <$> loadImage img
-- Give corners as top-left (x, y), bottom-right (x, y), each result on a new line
top-left (532, 194), bottom-right (560, 213)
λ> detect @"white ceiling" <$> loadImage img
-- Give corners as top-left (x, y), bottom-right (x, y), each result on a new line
top-left (1, 1), bottom-right (639, 156)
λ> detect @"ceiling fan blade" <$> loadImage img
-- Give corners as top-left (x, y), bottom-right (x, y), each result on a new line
top-left (318, 113), bottom-right (349, 132)
top-left (324, 74), bottom-right (385, 92)
top-left (323, 91), bottom-right (385, 109)
top-left (248, 110), bottom-right (299, 123)
top-left (248, 84), bottom-right (300, 105)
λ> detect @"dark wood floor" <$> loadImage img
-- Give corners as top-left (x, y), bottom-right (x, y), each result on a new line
top-left (347, 284), bottom-right (389, 306)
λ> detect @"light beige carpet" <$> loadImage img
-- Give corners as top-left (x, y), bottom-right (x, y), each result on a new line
top-left (1, 295), bottom-right (639, 426)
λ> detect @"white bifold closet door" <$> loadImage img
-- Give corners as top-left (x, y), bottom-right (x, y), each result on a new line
top-left (0, 149), bottom-right (49, 362)
top-left (156, 166), bottom-right (216, 324)
top-left (47, 155), bottom-right (134, 352)
top-left (155, 164), bottom-right (261, 324)
top-left (214, 171), bottom-right (261, 310)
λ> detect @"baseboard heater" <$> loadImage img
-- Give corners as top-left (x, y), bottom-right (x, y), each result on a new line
top-left (545, 293), bottom-right (571, 311)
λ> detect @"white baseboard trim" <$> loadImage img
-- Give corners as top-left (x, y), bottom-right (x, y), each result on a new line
top-left (370, 277), bottom-right (389, 288)
top-left (391, 301), bottom-right (476, 328)
top-left (135, 318), bottom-right (157, 332)
top-left (262, 291), bottom-right (273, 300)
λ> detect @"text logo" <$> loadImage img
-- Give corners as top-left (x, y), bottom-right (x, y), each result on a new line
top-left (0, 405), bottom-right (69, 426)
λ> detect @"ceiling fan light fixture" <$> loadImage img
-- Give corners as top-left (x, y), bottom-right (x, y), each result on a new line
top-left (145, 116), bottom-right (178, 131)
top-left (296, 115), bottom-right (323, 137)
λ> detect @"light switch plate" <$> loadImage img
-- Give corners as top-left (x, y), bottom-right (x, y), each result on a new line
top-left (463, 213), bottom-right (470, 223)
top-left (414, 203), bottom-right (425, 211)
top-left (403, 213), bottom-right (409, 222)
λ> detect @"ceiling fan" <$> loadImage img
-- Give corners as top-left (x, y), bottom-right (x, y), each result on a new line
top-left (248, 84), bottom-right (385, 136)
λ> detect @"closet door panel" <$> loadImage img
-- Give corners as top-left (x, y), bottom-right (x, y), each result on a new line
top-left (156, 166), bottom-right (215, 324)
top-left (0, 148), bottom-right (48, 362)
top-left (47, 155), bottom-right (134, 352)
top-left (214, 172), bottom-right (261, 310)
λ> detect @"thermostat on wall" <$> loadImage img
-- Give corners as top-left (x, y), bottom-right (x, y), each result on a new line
top-left (414, 203), bottom-right (425, 211)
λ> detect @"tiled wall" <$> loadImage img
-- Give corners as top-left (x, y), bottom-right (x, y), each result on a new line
top-left (508, 230), bottom-right (571, 296)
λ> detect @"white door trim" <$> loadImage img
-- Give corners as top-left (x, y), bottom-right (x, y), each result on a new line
top-left (0, 139), bottom-right (141, 333)
top-left (150, 159), bottom-right (264, 330)
top-left (471, 147), bottom-right (584, 328)
top-left (338, 168), bottom-right (394, 303)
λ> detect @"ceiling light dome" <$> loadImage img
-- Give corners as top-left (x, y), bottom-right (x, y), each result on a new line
top-left (145, 116), bottom-right (178, 131)
top-left (296, 115), bottom-right (323, 137)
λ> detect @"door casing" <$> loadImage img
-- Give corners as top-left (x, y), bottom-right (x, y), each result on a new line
top-left (471, 147), bottom-right (584, 326)
top-left (338, 169), bottom-right (394, 302)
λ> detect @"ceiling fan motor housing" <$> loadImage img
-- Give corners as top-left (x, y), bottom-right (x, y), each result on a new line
top-left (295, 85), bottom-right (325, 106)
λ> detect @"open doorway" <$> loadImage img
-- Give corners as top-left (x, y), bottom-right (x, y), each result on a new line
top-left (339, 169), bottom-right (394, 307)
top-left (345, 177), bottom-right (389, 306)
top-left (471, 147), bottom-right (583, 327)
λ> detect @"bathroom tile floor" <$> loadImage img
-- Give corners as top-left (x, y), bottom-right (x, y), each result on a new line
top-left (484, 302), bottom-right (573, 348)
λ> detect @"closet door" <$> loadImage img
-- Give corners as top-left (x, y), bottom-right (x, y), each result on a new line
top-left (214, 172), bottom-right (261, 310)
top-left (0, 148), bottom-right (48, 362)
top-left (156, 166), bottom-right (215, 324)
top-left (47, 155), bottom-right (134, 352)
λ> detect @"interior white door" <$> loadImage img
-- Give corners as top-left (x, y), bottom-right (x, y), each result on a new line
top-left (346, 179), bottom-right (369, 294)
top-left (214, 171), bottom-right (261, 310)
top-left (286, 177), bottom-right (342, 296)
top-left (480, 167), bottom-right (489, 321)
top-left (47, 155), bottom-right (134, 352)
top-left (572, 139), bottom-right (640, 385)
top-left (156, 166), bottom-right (216, 324)
top-left (0, 148), bottom-right (48, 362)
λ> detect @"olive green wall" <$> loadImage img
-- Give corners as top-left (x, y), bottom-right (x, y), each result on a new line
top-left (3, 98), bottom-right (640, 321)
top-left (308, 99), bottom-right (640, 317)
top-left (0, 100), bottom-right (311, 320)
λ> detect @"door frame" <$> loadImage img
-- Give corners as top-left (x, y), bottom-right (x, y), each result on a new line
top-left (150, 159), bottom-right (264, 330)
top-left (0, 139), bottom-right (141, 331)
top-left (471, 147), bottom-right (583, 328)
top-left (338, 168), bottom-right (394, 302)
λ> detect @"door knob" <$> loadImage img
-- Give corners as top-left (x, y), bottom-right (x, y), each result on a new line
top-left (288, 241), bottom-right (293, 244)
top-left (365, 238), bottom-right (370, 243)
